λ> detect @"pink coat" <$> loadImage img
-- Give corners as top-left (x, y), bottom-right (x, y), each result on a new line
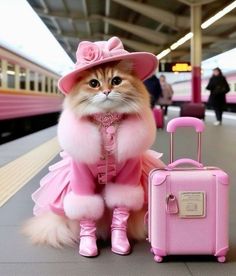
top-left (32, 108), bottom-right (165, 220)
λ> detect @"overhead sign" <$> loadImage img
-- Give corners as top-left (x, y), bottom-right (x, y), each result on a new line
top-left (159, 62), bottom-right (192, 72)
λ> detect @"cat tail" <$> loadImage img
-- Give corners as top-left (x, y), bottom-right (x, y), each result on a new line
top-left (22, 212), bottom-right (80, 248)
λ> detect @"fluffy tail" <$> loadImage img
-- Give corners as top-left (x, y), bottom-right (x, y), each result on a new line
top-left (22, 212), bottom-right (80, 248)
top-left (128, 207), bottom-right (147, 240)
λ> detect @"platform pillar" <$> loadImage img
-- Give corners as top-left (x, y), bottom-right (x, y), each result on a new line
top-left (191, 4), bottom-right (202, 103)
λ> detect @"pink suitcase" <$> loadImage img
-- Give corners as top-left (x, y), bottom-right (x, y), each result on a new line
top-left (148, 117), bottom-right (229, 263)
top-left (153, 107), bottom-right (164, 129)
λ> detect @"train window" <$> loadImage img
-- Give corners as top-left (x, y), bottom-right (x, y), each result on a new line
top-left (45, 76), bottom-right (48, 92)
top-left (55, 79), bottom-right (58, 93)
top-left (50, 78), bottom-right (54, 93)
top-left (234, 83), bottom-right (236, 92)
top-left (29, 71), bottom-right (35, 90)
top-left (53, 79), bottom-right (57, 93)
top-left (38, 74), bottom-right (43, 92)
top-left (19, 67), bottom-right (26, 89)
top-left (7, 63), bottom-right (15, 88)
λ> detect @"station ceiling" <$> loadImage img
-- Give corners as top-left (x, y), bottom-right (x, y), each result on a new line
top-left (28, 0), bottom-right (236, 63)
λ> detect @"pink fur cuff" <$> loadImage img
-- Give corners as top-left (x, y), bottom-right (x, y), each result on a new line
top-left (63, 192), bottom-right (104, 220)
top-left (104, 183), bottom-right (144, 211)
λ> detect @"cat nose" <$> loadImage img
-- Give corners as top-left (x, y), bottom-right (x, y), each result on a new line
top-left (103, 90), bottom-right (111, 96)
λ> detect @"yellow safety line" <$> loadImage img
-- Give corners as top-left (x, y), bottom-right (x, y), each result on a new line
top-left (0, 137), bottom-right (61, 207)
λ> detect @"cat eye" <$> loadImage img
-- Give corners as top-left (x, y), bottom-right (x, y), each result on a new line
top-left (111, 76), bottom-right (122, 86)
top-left (89, 79), bottom-right (100, 88)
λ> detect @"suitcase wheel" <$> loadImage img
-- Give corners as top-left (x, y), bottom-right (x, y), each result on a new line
top-left (217, 256), bottom-right (226, 263)
top-left (154, 255), bottom-right (163, 263)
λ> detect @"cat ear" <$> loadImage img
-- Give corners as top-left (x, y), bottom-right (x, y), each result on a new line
top-left (116, 59), bottom-right (134, 73)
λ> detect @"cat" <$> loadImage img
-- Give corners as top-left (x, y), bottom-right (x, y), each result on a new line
top-left (22, 59), bottom-right (164, 256)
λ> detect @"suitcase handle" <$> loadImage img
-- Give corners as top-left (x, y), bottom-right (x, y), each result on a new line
top-left (167, 117), bottom-right (205, 163)
top-left (167, 158), bottom-right (203, 169)
top-left (167, 117), bottom-right (205, 133)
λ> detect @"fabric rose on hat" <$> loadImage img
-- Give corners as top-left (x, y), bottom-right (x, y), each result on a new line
top-left (76, 41), bottom-right (103, 65)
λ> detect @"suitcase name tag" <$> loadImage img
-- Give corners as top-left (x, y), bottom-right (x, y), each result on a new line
top-left (179, 191), bottom-right (205, 218)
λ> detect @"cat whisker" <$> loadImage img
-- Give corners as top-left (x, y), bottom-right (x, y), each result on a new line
top-left (78, 97), bottom-right (91, 104)
top-left (79, 98), bottom-right (95, 114)
top-left (112, 92), bottom-right (142, 105)
top-left (114, 97), bottom-right (141, 115)
top-left (118, 97), bottom-right (140, 110)
top-left (115, 94), bottom-right (140, 107)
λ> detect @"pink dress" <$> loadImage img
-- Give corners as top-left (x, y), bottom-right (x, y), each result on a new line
top-left (32, 109), bottom-right (165, 220)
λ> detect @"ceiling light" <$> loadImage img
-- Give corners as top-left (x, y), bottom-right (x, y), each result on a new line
top-left (201, 1), bottom-right (236, 29)
top-left (170, 32), bottom-right (193, 50)
top-left (156, 2), bottom-right (236, 60)
top-left (157, 48), bottom-right (171, 60)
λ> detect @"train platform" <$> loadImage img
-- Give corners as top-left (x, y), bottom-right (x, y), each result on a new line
top-left (0, 110), bottom-right (236, 276)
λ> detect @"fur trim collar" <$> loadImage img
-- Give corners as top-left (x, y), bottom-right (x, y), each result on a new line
top-left (57, 108), bottom-right (156, 164)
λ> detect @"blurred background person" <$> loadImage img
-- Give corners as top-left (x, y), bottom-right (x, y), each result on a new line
top-left (144, 75), bottom-right (162, 109)
top-left (158, 74), bottom-right (174, 117)
top-left (206, 67), bottom-right (230, 126)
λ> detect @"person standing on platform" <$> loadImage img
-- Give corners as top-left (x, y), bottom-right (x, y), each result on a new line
top-left (158, 74), bottom-right (174, 117)
top-left (144, 75), bottom-right (162, 109)
top-left (206, 67), bottom-right (230, 126)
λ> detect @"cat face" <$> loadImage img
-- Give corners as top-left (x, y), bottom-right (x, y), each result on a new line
top-left (64, 60), bottom-right (150, 116)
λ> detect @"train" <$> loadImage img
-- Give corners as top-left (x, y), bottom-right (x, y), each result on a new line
top-left (0, 46), bottom-right (64, 143)
top-left (171, 72), bottom-right (236, 112)
top-left (1, 45), bottom-right (235, 144)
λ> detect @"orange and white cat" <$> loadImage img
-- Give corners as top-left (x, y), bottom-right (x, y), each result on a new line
top-left (23, 37), bottom-right (164, 257)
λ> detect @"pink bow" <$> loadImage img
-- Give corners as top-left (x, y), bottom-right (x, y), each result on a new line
top-left (76, 37), bottom-right (127, 65)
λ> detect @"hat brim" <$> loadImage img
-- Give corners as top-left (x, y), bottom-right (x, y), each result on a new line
top-left (58, 52), bottom-right (158, 94)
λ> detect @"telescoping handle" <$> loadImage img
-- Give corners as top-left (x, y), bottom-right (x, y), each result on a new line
top-left (166, 117), bottom-right (205, 164)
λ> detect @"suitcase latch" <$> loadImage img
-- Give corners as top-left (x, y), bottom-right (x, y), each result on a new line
top-left (166, 194), bottom-right (179, 214)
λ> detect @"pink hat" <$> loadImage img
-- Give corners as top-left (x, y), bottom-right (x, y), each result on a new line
top-left (58, 36), bottom-right (158, 94)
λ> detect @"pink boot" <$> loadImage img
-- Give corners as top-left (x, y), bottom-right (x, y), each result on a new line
top-left (111, 207), bottom-right (131, 255)
top-left (79, 219), bottom-right (98, 257)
